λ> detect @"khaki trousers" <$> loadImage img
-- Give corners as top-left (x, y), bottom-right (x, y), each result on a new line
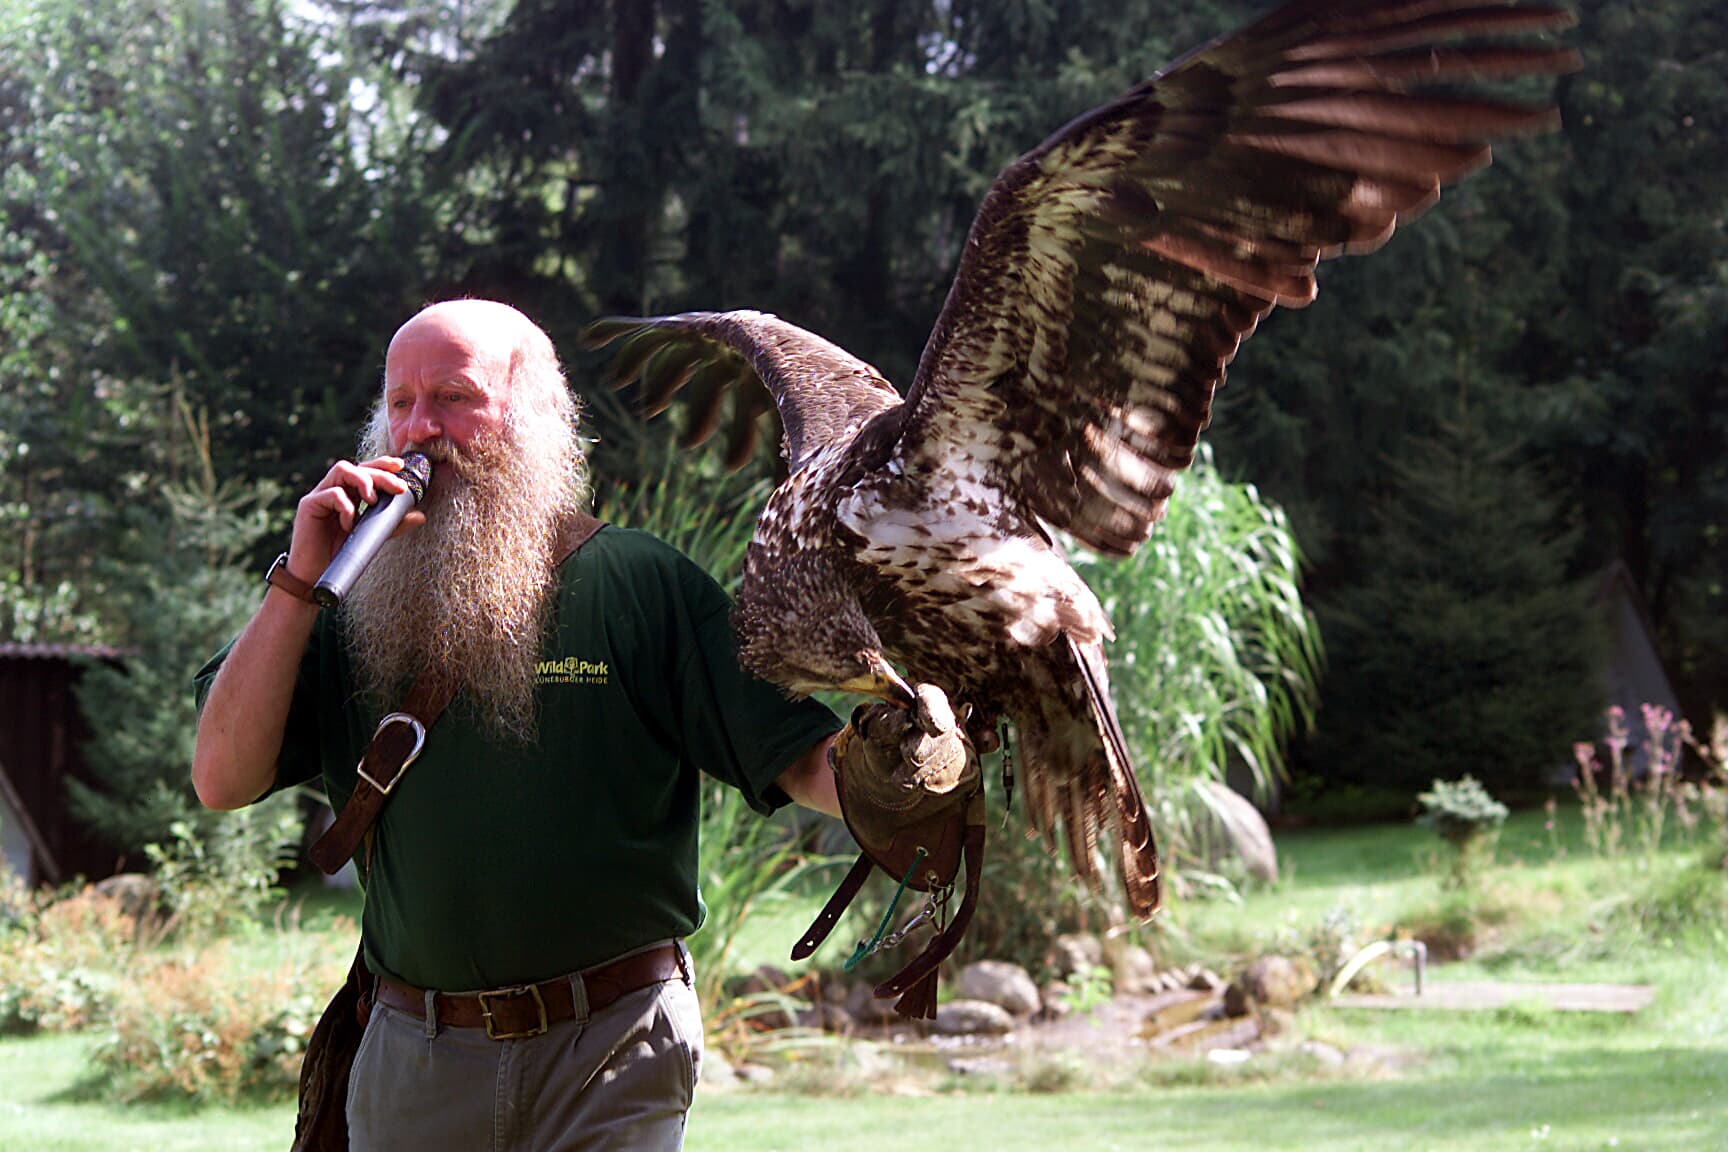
top-left (346, 944), bottom-right (703, 1152)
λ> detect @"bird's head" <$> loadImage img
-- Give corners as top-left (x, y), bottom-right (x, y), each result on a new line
top-left (734, 570), bottom-right (915, 708)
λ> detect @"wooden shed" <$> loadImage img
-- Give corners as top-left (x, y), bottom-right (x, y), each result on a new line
top-left (0, 643), bottom-right (124, 887)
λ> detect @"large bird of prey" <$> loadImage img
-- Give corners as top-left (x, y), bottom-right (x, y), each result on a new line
top-left (584, 0), bottom-right (1578, 922)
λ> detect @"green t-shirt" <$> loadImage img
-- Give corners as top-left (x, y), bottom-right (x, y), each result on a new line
top-left (196, 527), bottom-right (840, 990)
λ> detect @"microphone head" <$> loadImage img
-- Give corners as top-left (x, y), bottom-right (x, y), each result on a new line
top-left (399, 452), bottom-right (433, 503)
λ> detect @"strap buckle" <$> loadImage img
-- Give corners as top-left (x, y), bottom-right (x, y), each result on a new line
top-left (355, 713), bottom-right (426, 795)
top-left (479, 984), bottom-right (549, 1040)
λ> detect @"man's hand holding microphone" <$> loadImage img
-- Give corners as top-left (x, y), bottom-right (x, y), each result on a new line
top-left (269, 454), bottom-right (432, 609)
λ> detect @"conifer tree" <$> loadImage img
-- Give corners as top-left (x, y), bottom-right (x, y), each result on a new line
top-left (67, 395), bottom-right (301, 861)
top-left (1316, 415), bottom-right (1603, 799)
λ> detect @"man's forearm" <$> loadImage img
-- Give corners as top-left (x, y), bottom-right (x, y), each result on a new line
top-left (775, 735), bottom-right (842, 819)
top-left (191, 586), bottom-right (320, 810)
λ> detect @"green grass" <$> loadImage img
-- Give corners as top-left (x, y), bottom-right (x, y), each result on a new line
top-left (5, 814), bottom-right (1726, 1152)
top-left (689, 1048), bottom-right (1727, 1152)
top-left (0, 1032), bottom-right (294, 1151)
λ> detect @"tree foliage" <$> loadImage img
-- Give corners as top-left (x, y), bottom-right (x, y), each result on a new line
top-left (1316, 419), bottom-right (1602, 800)
top-left (0, 0), bottom-right (435, 641)
top-left (0, 0), bottom-right (1721, 853)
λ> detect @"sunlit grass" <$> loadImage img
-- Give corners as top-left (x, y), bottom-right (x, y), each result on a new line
top-left (5, 810), bottom-right (1725, 1152)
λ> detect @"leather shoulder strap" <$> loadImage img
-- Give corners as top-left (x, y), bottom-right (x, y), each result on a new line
top-left (558, 510), bottom-right (605, 560)
top-left (307, 511), bottom-right (607, 875)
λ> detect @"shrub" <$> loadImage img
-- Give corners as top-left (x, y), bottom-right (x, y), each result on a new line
top-left (91, 939), bottom-right (345, 1103)
top-left (0, 884), bottom-right (136, 1035)
top-left (1417, 775), bottom-right (1508, 890)
top-left (142, 798), bottom-right (304, 944)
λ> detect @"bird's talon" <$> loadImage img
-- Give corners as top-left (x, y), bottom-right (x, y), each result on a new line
top-left (911, 683), bottom-right (956, 737)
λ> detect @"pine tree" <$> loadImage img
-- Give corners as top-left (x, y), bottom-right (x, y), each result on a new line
top-left (1316, 416), bottom-right (1604, 799)
top-left (67, 394), bottom-right (300, 860)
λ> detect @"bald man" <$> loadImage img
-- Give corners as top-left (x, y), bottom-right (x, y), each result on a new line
top-left (193, 300), bottom-right (847, 1150)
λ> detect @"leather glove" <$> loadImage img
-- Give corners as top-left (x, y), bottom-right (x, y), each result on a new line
top-left (832, 683), bottom-right (980, 889)
top-left (796, 683), bottom-right (987, 1021)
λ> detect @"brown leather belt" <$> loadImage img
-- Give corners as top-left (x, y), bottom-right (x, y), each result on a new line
top-left (373, 944), bottom-right (686, 1040)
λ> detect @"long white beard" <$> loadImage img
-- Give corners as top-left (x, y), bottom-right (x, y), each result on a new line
top-left (342, 413), bottom-right (586, 744)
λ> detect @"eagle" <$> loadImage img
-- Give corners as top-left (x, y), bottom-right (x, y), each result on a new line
top-left (584, 0), bottom-right (1578, 922)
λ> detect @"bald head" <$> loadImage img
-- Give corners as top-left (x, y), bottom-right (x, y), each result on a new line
top-left (387, 299), bottom-right (546, 377)
top-left (375, 299), bottom-right (575, 457)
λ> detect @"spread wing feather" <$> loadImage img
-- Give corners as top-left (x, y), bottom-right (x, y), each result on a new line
top-left (580, 311), bottom-right (901, 473)
top-left (897, 0), bottom-right (1578, 556)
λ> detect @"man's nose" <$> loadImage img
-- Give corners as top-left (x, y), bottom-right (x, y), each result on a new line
top-left (405, 398), bottom-right (442, 445)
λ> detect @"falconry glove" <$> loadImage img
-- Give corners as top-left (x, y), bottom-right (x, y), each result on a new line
top-left (792, 684), bottom-right (986, 1020)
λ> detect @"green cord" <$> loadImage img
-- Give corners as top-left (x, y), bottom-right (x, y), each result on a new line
top-left (844, 847), bottom-right (928, 972)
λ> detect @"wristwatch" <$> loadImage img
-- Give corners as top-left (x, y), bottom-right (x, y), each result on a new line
top-left (265, 552), bottom-right (319, 605)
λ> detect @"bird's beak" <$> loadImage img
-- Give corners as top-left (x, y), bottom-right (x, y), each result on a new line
top-left (836, 651), bottom-right (917, 709)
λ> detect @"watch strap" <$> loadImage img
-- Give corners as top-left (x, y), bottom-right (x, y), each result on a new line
top-left (266, 553), bottom-right (319, 605)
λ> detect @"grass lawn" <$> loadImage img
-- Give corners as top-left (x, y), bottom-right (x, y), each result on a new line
top-left (0, 1032), bottom-right (293, 1151)
top-left (4, 809), bottom-right (1725, 1151)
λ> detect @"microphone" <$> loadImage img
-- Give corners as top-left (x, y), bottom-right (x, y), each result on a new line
top-left (312, 453), bottom-right (434, 609)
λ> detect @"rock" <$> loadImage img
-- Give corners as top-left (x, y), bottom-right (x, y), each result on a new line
top-left (845, 980), bottom-right (901, 1025)
top-left (1040, 981), bottom-right (1073, 1019)
top-left (747, 1001), bottom-right (797, 1032)
top-left (733, 1063), bottom-right (775, 1084)
top-left (930, 999), bottom-right (1015, 1037)
top-left (1187, 968), bottom-right (1227, 993)
top-left (1199, 780), bottom-right (1279, 883)
top-left (955, 960), bottom-right (1042, 1017)
top-left (1223, 980), bottom-right (1253, 1018)
top-left (1109, 946), bottom-right (1159, 995)
top-left (699, 1054), bottom-right (739, 1089)
top-left (1260, 1007), bottom-right (1297, 1037)
top-left (796, 1003), bottom-right (856, 1035)
top-left (1299, 1040), bottom-right (1347, 1068)
top-left (734, 964), bottom-right (790, 997)
top-left (1047, 933), bottom-right (1103, 979)
top-left (1243, 956), bottom-right (1319, 1008)
top-left (91, 873), bottom-right (159, 920)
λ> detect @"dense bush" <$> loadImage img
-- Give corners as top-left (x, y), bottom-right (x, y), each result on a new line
top-left (0, 883), bottom-right (132, 1035)
top-left (92, 941), bottom-right (343, 1104)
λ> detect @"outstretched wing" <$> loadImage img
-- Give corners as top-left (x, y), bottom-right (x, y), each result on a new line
top-left (898, 0), bottom-right (1578, 555)
top-left (581, 311), bottom-right (902, 473)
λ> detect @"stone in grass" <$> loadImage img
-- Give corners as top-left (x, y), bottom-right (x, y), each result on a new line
top-left (845, 980), bottom-right (902, 1025)
top-left (1187, 968), bottom-right (1227, 993)
top-left (1108, 945), bottom-right (1159, 995)
top-left (1048, 933), bottom-right (1104, 979)
top-left (1299, 1040), bottom-right (1347, 1068)
top-left (931, 999), bottom-right (1016, 1037)
top-left (955, 960), bottom-right (1042, 1017)
top-left (797, 1003), bottom-right (856, 1035)
top-left (1243, 955), bottom-right (1319, 1008)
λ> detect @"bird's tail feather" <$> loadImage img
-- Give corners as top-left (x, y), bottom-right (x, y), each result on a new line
top-left (1069, 637), bottom-right (1162, 920)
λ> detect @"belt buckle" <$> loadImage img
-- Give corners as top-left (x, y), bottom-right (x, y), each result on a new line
top-left (355, 713), bottom-right (426, 795)
top-left (479, 984), bottom-right (548, 1040)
